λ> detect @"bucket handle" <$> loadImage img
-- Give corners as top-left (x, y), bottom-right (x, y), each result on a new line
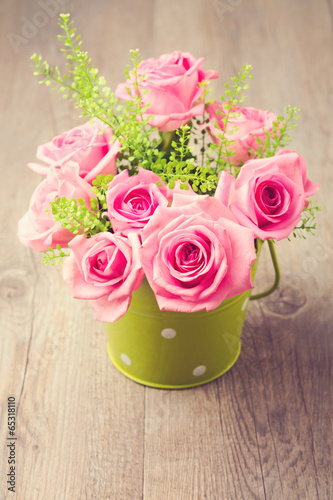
top-left (250, 239), bottom-right (281, 301)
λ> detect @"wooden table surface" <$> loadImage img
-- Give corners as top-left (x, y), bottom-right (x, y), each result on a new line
top-left (1, 0), bottom-right (332, 499)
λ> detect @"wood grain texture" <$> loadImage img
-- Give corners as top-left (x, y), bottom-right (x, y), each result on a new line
top-left (0, 0), bottom-right (332, 499)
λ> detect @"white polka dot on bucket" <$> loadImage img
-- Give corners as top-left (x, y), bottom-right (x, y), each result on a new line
top-left (161, 328), bottom-right (177, 339)
top-left (241, 297), bottom-right (249, 311)
top-left (120, 353), bottom-right (131, 366)
top-left (192, 365), bottom-right (207, 377)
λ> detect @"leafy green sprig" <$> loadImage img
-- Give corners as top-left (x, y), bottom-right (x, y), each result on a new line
top-left (32, 14), bottom-right (119, 131)
top-left (169, 125), bottom-right (194, 163)
top-left (150, 125), bottom-right (218, 193)
top-left (208, 64), bottom-right (253, 172)
top-left (290, 200), bottom-right (321, 239)
top-left (151, 159), bottom-right (218, 194)
top-left (91, 174), bottom-right (114, 211)
top-left (43, 175), bottom-right (114, 265)
top-left (49, 196), bottom-right (111, 237)
top-left (116, 50), bottom-right (164, 170)
top-left (255, 105), bottom-right (300, 159)
top-left (31, 16), bottom-right (162, 169)
top-left (43, 245), bottom-right (69, 266)
top-left (48, 174), bottom-right (114, 239)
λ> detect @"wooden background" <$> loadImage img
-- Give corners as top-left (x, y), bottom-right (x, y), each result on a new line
top-left (0, 0), bottom-right (332, 498)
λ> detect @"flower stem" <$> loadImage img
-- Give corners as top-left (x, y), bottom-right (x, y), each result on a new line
top-left (160, 131), bottom-right (175, 152)
top-left (250, 239), bottom-right (281, 300)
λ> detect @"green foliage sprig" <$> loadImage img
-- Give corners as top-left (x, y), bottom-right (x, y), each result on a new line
top-left (207, 64), bottom-right (253, 172)
top-left (32, 14), bottom-right (119, 131)
top-left (290, 200), bottom-right (321, 239)
top-left (255, 105), bottom-right (300, 159)
top-left (43, 245), bottom-right (69, 265)
top-left (31, 16), bottom-right (162, 169)
top-left (150, 125), bottom-right (218, 193)
top-left (43, 175), bottom-right (114, 266)
top-left (116, 50), bottom-right (164, 170)
top-left (48, 174), bottom-right (114, 241)
top-left (169, 125), bottom-right (194, 163)
top-left (91, 174), bottom-right (114, 211)
top-left (151, 159), bottom-right (218, 194)
top-left (49, 196), bottom-right (111, 237)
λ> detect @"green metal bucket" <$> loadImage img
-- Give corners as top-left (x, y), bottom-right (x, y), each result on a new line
top-left (105, 239), bottom-right (279, 389)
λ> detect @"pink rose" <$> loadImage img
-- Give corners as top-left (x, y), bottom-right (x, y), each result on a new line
top-left (207, 102), bottom-right (278, 165)
top-left (18, 162), bottom-right (95, 252)
top-left (140, 195), bottom-right (256, 312)
top-left (106, 167), bottom-right (169, 232)
top-left (28, 119), bottom-right (120, 183)
top-left (115, 51), bottom-right (218, 132)
top-left (62, 232), bottom-right (144, 322)
top-left (215, 150), bottom-right (320, 240)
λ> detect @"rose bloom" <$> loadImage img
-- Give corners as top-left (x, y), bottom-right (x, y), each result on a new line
top-left (28, 119), bottom-right (120, 183)
top-left (17, 162), bottom-right (95, 252)
top-left (207, 102), bottom-right (278, 165)
top-left (62, 232), bottom-right (144, 323)
top-left (215, 149), bottom-right (320, 241)
top-left (115, 51), bottom-right (218, 132)
top-left (106, 167), bottom-right (170, 233)
top-left (140, 195), bottom-right (256, 313)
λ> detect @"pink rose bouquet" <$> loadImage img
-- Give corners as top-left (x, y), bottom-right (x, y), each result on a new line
top-left (19, 14), bottom-right (319, 324)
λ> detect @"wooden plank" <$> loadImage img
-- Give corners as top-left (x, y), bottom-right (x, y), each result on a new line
top-left (144, 373), bottom-right (266, 499)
